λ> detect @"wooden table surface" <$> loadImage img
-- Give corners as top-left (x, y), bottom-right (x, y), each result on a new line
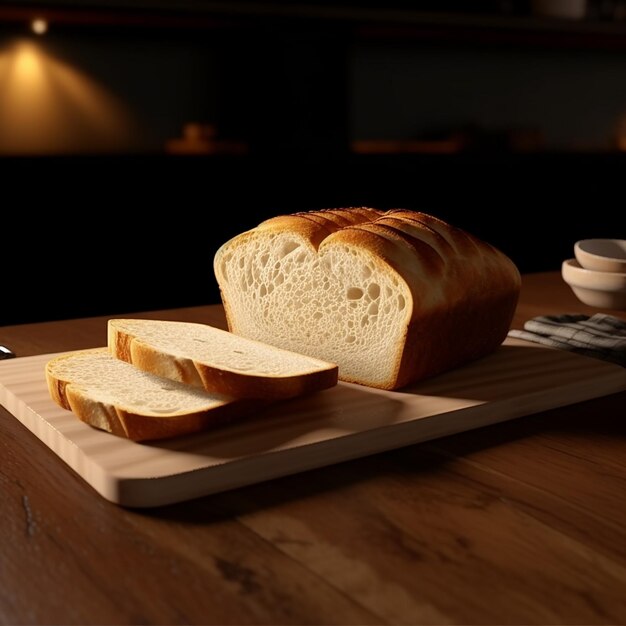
top-left (1, 271), bottom-right (625, 625)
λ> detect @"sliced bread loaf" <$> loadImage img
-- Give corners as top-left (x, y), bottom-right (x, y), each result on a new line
top-left (214, 208), bottom-right (521, 390)
top-left (46, 348), bottom-right (245, 441)
top-left (108, 319), bottom-right (338, 399)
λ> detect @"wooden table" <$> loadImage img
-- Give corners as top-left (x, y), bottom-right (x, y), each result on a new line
top-left (1, 271), bottom-right (625, 624)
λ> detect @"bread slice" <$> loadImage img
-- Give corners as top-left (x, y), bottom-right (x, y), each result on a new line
top-left (214, 208), bottom-right (521, 390)
top-left (108, 319), bottom-right (338, 399)
top-left (46, 348), bottom-right (246, 441)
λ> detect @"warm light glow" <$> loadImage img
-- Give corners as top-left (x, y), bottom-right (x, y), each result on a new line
top-left (0, 39), bottom-right (135, 154)
top-left (14, 43), bottom-right (42, 82)
top-left (31, 19), bottom-right (48, 36)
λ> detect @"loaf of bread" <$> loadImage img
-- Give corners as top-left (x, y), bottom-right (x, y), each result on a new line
top-left (108, 319), bottom-right (338, 399)
top-left (46, 348), bottom-right (245, 441)
top-left (214, 208), bottom-right (521, 390)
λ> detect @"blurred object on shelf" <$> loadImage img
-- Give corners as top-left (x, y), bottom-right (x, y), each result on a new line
top-left (615, 0), bottom-right (626, 19)
top-left (457, 124), bottom-right (544, 152)
top-left (352, 125), bottom-right (544, 155)
top-left (531, 0), bottom-right (587, 18)
top-left (508, 127), bottom-right (545, 152)
top-left (587, 0), bottom-right (626, 19)
top-left (351, 136), bottom-right (464, 155)
top-left (166, 123), bottom-right (248, 155)
top-left (183, 123), bottom-right (216, 142)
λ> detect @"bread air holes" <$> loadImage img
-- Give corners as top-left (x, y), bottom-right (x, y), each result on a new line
top-left (367, 283), bottom-right (380, 300)
top-left (397, 294), bottom-right (406, 310)
top-left (259, 285), bottom-right (274, 298)
top-left (347, 287), bottom-right (364, 300)
top-left (279, 240), bottom-right (300, 259)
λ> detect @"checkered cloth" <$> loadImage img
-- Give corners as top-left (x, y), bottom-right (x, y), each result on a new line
top-left (508, 313), bottom-right (626, 367)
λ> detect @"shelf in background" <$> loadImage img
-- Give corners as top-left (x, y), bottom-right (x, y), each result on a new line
top-left (3, 3), bottom-right (626, 48)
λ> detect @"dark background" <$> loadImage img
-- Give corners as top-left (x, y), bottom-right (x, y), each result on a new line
top-left (1, 1), bottom-right (625, 325)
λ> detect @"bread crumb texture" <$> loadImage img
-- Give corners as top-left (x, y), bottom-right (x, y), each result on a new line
top-left (111, 319), bottom-right (332, 377)
top-left (218, 235), bottom-right (407, 385)
top-left (47, 349), bottom-right (228, 416)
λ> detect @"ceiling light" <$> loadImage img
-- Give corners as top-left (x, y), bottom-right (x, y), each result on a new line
top-left (31, 18), bottom-right (48, 36)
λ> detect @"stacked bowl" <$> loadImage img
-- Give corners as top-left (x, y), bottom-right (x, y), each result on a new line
top-left (562, 239), bottom-right (626, 310)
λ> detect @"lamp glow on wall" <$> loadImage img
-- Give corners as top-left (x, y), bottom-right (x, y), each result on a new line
top-left (0, 36), bottom-right (135, 154)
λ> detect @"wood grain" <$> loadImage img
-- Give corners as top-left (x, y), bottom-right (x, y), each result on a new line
top-left (2, 338), bottom-right (624, 506)
top-left (0, 272), bottom-right (625, 624)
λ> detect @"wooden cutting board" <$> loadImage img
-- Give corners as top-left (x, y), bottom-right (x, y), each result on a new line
top-left (1, 339), bottom-right (625, 508)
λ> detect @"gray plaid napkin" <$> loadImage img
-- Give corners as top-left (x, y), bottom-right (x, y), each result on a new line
top-left (508, 313), bottom-right (626, 367)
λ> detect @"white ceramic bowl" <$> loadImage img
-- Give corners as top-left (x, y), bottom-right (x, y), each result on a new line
top-left (574, 239), bottom-right (626, 273)
top-left (562, 259), bottom-right (626, 309)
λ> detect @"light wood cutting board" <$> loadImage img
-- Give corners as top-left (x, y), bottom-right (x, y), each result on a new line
top-left (1, 339), bottom-right (625, 508)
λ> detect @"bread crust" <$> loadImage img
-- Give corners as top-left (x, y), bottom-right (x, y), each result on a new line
top-left (70, 389), bottom-right (247, 441)
top-left (214, 208), bottom-right (521, 390)
top-left (65, 386), bottom-right (247, 441)
top-left (45, 349), bottom-right (249, 441)
top-left (108, 320), bottom-right (338, 400)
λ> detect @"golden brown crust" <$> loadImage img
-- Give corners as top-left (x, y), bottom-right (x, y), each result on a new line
top-left (109, 322), bottom-right (338, 400)
top-left (64, 385), bottom-right (249, 441)
top-left (256, 214), bottom-right (333, 250)
top-left (127, 339), bottom-right (204, 387)
top-left (372, 215), bottom-right (451, 260)
top-left (258, 208), bottom-right (385, 242)
top-left (195, 363), bottom-right (338, 399)
top-left (46, 349), bottom-right (253, 441)
top-left (64, 386), bottom-right (128, 438)
top-left (312, 207), bottom-right (384, 227)
top-left (45, 369), bottom-right (71, 411)
top-left (376, 211), bottom-right (520, 387)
